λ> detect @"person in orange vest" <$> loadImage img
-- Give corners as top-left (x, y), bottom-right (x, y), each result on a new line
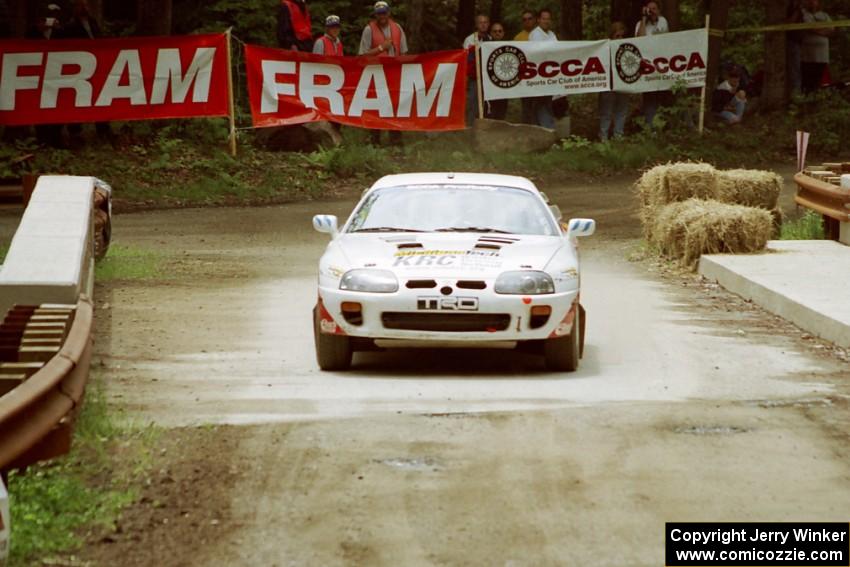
top-left (313, 15), bottom-right (344, 55)
top-left (278, 0), bottom-right (313, 52)
top-left (358, 1), bottom-right (408, 57)
top-left (358, 1), bottom-right (407, 146)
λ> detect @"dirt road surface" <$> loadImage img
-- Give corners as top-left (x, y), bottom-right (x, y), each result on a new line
top-left (82, 170), bottom-right (850, 566)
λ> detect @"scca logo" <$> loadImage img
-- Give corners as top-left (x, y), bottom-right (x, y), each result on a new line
top-left (615, 43), bottom-right (705, 84)
top-left (519, 57), bottom-right (605, 80)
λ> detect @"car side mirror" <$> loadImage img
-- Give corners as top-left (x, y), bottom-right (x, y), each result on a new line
top-left (567, 218), bottom-right (596, 238)
top-left (313, 214), bottom-right (339, 236)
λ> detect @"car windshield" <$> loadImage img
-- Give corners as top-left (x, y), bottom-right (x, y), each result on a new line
top-left (346, 185), bottom-right (559, 236)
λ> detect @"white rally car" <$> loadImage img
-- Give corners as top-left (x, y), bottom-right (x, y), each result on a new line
top-left (312, 173), bottom-right (595, 372)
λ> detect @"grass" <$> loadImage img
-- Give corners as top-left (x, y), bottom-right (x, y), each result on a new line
top-left (95, 244), bottom-right (164, 281)
top-left (780, 210), bottom-right (826, 240)
top-left (5, 378), bottom-right (156, 566)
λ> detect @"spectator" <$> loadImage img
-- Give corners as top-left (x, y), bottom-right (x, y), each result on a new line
top-left (711, 69), bottom-right (747, 125)
top-left (635, 0), bottom-right (668, 37)
top-left (800, 0), bottom-right (833, 93)
top-left (27, 5), bottom-right (63, 147)
top-left (278, 0), bottom-right (314, 52)
top-left (27, 3), bottom-right (61, 39)
top-left (486, 22), bottom-right (509, 120)
top-left (62, 0), bottom-right (100, 39)
top-left (598, 22), bottom-right (630, 141)
top-left (515, 9), bottom-right (537, 123)
top-left (635, 1), bottom-right (668, 128)
top-left (313, 14), bottom-right (344, 55)
top-left (514, 9), bottom-right (536, 41)
top-left (359, 2), bottom-right (407, 146)
top-left (359, 1), bottom-right (408, 57)
top-left (529, 8), bottom-right (557, 129)
top-left (62, 0), bottom-right (113, 146)
top-left (464, 14), bottom-right (491, 126)
top-left (786, 1), bottom-right (804, 95)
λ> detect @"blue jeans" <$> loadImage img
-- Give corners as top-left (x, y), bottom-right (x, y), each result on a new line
top-left (642, 92), bottom-right (662, 127)
top-left (598, 92), bottom-right (629, 141)
top-left (716, 97), bottom-right (746, 124)
top-left (787, 40), bottom-right (802, 95)
top-left (531, 96), bottom-right (555, 129)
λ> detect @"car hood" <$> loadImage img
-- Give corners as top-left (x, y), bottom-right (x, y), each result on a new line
top-left (333, 233), bottom-right (567, 277)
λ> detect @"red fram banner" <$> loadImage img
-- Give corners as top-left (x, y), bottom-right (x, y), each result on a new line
top-left (245, 45), bottom-right (468, 131)
top-left (0, 33), bottom-right (229, 126)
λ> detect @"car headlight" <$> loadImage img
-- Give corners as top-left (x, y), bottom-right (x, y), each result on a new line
top-left (340, 269), bottom-right (398, 293)
top-left (495, 271), bottom-right (555, 295)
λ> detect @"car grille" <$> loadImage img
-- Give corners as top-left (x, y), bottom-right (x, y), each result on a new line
top-left (381, 312), bottom-right (511, 333)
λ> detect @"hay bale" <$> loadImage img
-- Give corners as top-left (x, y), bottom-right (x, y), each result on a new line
top-left (651, 199), bottom-right (773, 269)
top-left (636, 162), bottom-right (719, 240)
top-left (716, 169), bottom-right (783, 210)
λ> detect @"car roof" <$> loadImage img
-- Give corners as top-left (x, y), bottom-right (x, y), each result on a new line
top-left (369, 173), bottom-right (541, 194)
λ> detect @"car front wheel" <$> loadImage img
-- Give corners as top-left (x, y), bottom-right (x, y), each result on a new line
top-left (313, 306), bottom-right (352, 371)
top-left (543, 305), bottom-right (582, 372)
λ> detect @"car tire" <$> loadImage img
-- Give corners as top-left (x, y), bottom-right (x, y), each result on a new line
top-left (543, 305), bottom-right (581, 372)
top-left (313, 306), bottom-right (353, 371)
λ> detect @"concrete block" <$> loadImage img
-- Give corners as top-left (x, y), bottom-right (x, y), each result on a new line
top-left (699, 240), bottom-right (850, 348)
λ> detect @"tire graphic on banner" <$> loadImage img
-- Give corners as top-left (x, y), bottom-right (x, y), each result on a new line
top-left (486, 45), bottom-right (527, 89)
top-left (615, 43), bottom-right (643, 84)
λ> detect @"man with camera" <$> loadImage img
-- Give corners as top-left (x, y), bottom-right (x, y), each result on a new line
top-left (635, 1), bottom-right (668, 37)
top-left (635, 2), bottom-right (669, 128)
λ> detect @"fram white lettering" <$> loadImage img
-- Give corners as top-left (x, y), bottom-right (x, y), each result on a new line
top-left (261, 60), bottom-right (295, 113)
top-left (95, 49), bottom-right (146, 106)
top-left (396, 63), bottom-right (456, 118)
top-left (348, 65), bottom-right (393, 117)
top-left (299, 62), bottom-right (344, 115)
top-left (0, 52), bottom-right (43, 111)
top-left (40, 51), bottom-right (96, 108)
top-left (150, 47), bottom-right (216, 104)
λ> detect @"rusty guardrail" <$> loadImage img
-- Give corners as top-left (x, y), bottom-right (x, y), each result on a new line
top-left (794, 172), bottom-right (850, 223)
top-left (0, 297), bottom-right (93, 471)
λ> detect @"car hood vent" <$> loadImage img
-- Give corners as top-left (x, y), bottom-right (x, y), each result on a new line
top-left (473, 236), bottom-right (521, 250)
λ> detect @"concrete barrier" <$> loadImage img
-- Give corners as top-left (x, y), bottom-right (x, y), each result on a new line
top-left (0, 176), bottom-right (96, 315)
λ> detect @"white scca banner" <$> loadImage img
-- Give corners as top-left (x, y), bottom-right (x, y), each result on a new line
top-left (481, 40), bottom-right (611, 101)
top-left (0, 478), bottom-right (7, 565)
top-left (610, 28), bottom-right (708, 93)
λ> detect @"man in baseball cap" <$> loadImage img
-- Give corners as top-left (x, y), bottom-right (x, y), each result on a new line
top-left (359, 1), bottom-right (407, 57)
top-left (313, 15), bottom-right (344, 56)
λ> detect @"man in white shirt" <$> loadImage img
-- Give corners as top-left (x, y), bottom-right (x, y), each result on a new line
top-left (463, 14), bottom-right (491, 126)
top-left (528, 9), bottom-right (557, 129)
top-left (635, 1), bottom-right (668, 128)
top-left (800, 0), bottom-right (833, 93)
top-left (635, 1), bottom-right (669, 36)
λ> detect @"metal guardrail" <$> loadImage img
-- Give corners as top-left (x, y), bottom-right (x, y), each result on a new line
top-left (0, 297), bottom-right (93, 471)
top-left (794, 172), bottom-right (850, 224)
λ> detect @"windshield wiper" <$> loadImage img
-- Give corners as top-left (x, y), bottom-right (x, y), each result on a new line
top-left (352, 227), bottom-right (424, 233)
top-left (435, 227), bottom-right (513, 234)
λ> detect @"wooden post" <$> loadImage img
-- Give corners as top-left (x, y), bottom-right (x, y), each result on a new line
top-left (698, 15), bottom-right (710, 135)
top-left (474, 37), bottom-right (485, 121)
top-left (225, 28), bottom-right (238, 157)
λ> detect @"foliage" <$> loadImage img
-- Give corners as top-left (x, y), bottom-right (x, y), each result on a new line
top-left (780, 210), bottom-right (826, 240)
top-left (5, 380), bottom-right (149, 566)
top-left (95, 244), bottom-right (164, 281)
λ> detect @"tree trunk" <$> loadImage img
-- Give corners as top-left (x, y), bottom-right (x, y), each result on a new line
top-left (489, 0), bottom-right (503, 24)
top-left (456, 0), bottom-right (475, 44)
top-left (560, 0), bottom-right (582, 40)
top-left (762, 0), bottom-right (787, 109)
top-left (137, 0), bottom-right (172, 36)
top-left (611, 0), bottom-right (644, 37)
top-left (406, 0), bottom-right (425, 53)
top-left (8, 0), bottom-right (27, 38)
top-left (665, 0), bottom-right (681, 31)
top-left (704, 0), bottom-right (730, 109)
